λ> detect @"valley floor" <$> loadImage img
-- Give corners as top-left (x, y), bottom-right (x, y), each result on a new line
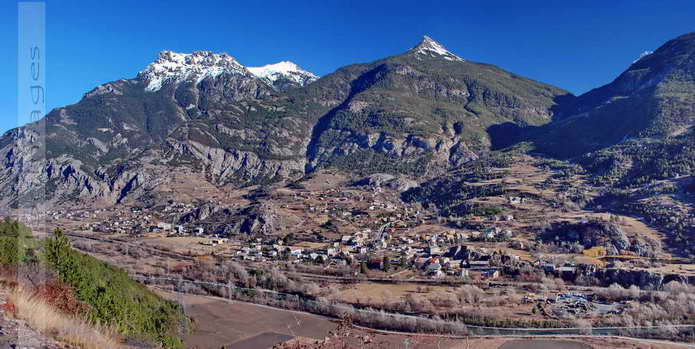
top-left (158, 289), bottom-right (694, 349)
top-left (156, 290), bottom-right (336, 349)
top-left (31, 154), bottom-right (695, 348)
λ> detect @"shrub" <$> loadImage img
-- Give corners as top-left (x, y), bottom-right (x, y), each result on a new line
top-left (8, 285), bottom-right (123, 349)
top-left (0, 218), bottom-right (37, 265)
top-left (43, 230), bottom-right (187, 349)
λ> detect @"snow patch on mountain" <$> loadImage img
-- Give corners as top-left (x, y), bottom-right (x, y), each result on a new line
top-left (247, 61), bottom-right (318, 87)
top-left (410, 36), bottom-right (464, 62)
top-left (633, 50), bottom-right (654, 64)
top-left (139, 50), bottom-right (248, 91)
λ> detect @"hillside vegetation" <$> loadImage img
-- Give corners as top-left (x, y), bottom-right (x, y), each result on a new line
top-left (0, 219), bottom-right (188, 348)
top-left (43, 230), bottom-right (189, 348)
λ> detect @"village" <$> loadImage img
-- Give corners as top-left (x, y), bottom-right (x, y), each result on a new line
top-left (41, 156), bottom-right (695, 302)
top-left (45, 192), bottom-right (639, 328)
top-left (45, 185), bottom-right (592, 288)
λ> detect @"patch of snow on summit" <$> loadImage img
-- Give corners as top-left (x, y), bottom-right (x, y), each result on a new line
top-left (139, 50), bottom-right (247, 91)
top-left (633, 50), bottom-right (654, 64)
top-left (247, 61), bottom-right (318, 87)
top-left (411, 36), bottom-right (464, 62)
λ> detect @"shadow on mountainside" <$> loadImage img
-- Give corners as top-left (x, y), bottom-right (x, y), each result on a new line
top-left (304, 64), bottom-right (391, 173)
top-left (487, 92), bottom-right (579, 157)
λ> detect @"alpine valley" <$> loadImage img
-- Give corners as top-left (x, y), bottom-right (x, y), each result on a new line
top-left (3, 32), bottom-right (695, 349)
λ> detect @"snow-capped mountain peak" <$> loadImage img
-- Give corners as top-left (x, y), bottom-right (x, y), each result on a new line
top-left (247, 61), bottom-right (318, 88)
top-left (138, 50), bottom-right (248, 91)
top-left (410, 36), bottom-right (464, 62)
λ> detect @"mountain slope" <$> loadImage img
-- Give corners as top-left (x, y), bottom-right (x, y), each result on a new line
top-left (0, 50), bottom-right (308, 206)
top-left (305, 36), bottom-right (571, 175)
top-left (527, 32), bottom-right (695, 185)
top-left (530, 32), bottom-right (695, 159)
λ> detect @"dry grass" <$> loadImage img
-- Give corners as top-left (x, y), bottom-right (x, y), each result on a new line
top-left (7, 286), bottom-right (125, 349)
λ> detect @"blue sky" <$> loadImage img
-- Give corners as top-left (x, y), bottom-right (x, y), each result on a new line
top-left (2, 0), bottom-right (694, 134)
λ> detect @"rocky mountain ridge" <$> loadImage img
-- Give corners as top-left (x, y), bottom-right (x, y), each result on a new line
top-left (139, 50), bottom-right (249, 92)
top-left (1, 33), bottom-right (694, 207)
top-left (139, 50), bottom-right (318, 92)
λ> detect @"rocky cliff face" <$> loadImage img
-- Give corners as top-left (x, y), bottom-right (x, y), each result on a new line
top-left (564, 264), bottom-right (695, 290)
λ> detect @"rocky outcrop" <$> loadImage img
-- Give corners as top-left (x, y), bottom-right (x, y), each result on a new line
top-left (309, 129), bottom-right (479, 176)
top-left (352, 173), bottom-right (417, 192)
top-left (539, 219), bottom-right (660, 257)
top-left (594, 268), bottom-right (695, 290)
top-left (239, 201), bottom-right (280, 235)
top-left (570, 265), bottom-right (695, 290)
top-left (596, 269), bottom-right (667, 290)
top-left (444, 245), bottom-right (488, 261)
top-left (178, 201), bottom-right (219, 224)
top-left (166, 138), bottom-right (306, 186)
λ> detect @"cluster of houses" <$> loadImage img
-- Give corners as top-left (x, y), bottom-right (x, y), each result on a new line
top-left (290, 187), bottom-right (432, 232)
top-left (46, 186), bottom-right (537, 283)
top-left (234, 229), bottom-right (374, 263)
top-left (150, 221), bottom-right (205, 236)
top-left (48, 206), bottom-right (159, 235)
top-left (412, 245), bottom-right (521, 279)
top-left (235, 239), bottom-right (342, 264)
top-left (48, 196), bottom-right (615, 288)
top-left (535, 259), bottom-right (589, 280)
top-left (224, 221), bottom-right (526, 280)
top-left (47, 201), bottom-right (218, 236)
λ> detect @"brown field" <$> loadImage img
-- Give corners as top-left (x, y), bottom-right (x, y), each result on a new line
top-left (140, 236), bottom-right (228, 254)
top-left (334, 282), bottom-right (545, 322)
top-left (156, 290), bottom-right (337, 349)
top-left (297, 171), bottom-right (350, 192)
top-left (231, 332), bottom-right (294, 349)
top-left (337, 282), bottom-right (457, 303)
top-left (637, 263), bottom-right (695, 276)
top-left (156, 289), bottom-right (694, 349)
